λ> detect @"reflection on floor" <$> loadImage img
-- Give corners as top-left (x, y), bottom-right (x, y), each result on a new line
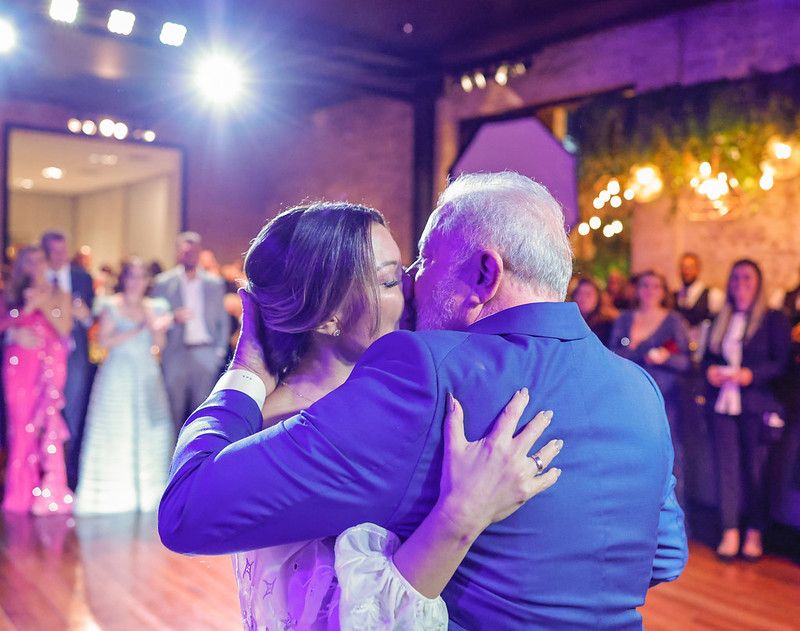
top-left (0, 511), bottom-right (798, 630)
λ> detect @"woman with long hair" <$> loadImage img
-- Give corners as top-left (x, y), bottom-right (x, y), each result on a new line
top-left (231, 202), bottom-right (563, 629)
top-left (74, 257), bottom-right (175, 514)
top-left (609, 270), bottom-right (691, 504)
top-left (570, 277), bottom-right (615, 345)
top-left (706, 259), bottom-right (791, 561)
top-left (1, 245), bottom-right (73, 514)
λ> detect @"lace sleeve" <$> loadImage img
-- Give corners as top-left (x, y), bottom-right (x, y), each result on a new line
top-left (334, 523), bottom-right (448, 631)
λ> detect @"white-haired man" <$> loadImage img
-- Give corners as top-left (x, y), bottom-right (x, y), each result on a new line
top-left (160, 172), bottom-right (687, 629)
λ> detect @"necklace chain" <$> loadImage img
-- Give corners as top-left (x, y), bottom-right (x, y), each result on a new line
top-left (280, 380), bottom-right (317, 404)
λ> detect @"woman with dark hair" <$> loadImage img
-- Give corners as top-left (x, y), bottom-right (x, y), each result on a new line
top-left (609, 270), bottom-right (690, 503)
top-left (1, 245), bottom-right (73, 514)
top-left (74, 257), bottom-right (175, 514)
top-left (706, 259), bottom-right (791, 561)
top-left (570, 277), bottom-right (615, 345)
top-left (232, 203), bottom-right (563, 629)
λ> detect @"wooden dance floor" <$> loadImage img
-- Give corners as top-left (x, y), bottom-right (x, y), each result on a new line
top-left (0, 512), bottom-right (798, 630)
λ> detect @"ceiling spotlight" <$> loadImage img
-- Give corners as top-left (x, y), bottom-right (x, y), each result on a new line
top-left (474, 71), bottom-right (487, 89)
top-left (98, 118), bottom-right (115, 137)
top-left (494, 65), bottom-right (509, 86)
top-left (67, 118), bottom-right (82, 133)
top-left (402, 22), bottom-right (413, 34)
top-left (113, 121), bottom-right (128, 140)
top-left (49, 0), bottom-right (79, 24)
top-left (42, 166), bottom-right (64, 180)
top-left (512, 62), bottom-right (527, 76)
top-left (0, 18), bottom-right (17, 54)
top-left (81, 120), bottom-right (97, 135)
top-left (195, 54), bottom-right (244, 104)
top-left (460, 74), bottom-right (473, 93)
top-left (17, 178), bottom-right (34, 190)
top-left (160, 21), bottom-right (187, 47)
top-left (107, 10), bottom-right (135, 35)
top-left (142, 130), bottom-right (156, 142)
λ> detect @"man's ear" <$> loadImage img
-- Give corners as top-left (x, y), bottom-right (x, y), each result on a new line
top-left (470, 249), bottom-right (504, 304)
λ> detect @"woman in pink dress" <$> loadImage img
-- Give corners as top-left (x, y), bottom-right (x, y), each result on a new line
top-left (1, 245), bottom-right (73, 514)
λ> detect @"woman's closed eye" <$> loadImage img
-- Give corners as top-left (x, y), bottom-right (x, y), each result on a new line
top-left (382, 279), bottom-right (400, 289)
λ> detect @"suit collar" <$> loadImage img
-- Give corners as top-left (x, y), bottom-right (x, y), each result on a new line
top-left (466, 301), bottom-right (590, 340)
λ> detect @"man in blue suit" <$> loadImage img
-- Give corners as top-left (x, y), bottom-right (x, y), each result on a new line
top-left (159, 173), bottom-right (687, 629)
top-left (41, 231), bottom-right (95, 490)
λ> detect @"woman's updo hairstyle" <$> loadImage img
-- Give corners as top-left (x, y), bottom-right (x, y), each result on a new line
top-left (244, 202), bottom-right (386, 378)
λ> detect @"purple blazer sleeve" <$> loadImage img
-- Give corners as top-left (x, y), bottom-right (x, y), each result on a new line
top-left (158, 330), bottom-right (439, 555)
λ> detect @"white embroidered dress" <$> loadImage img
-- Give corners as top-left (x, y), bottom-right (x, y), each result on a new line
top-left (232, 522), bottom-right (448, 630)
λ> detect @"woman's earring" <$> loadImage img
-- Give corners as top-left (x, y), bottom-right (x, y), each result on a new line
top-left (333, 329), bottom-right (342, 337)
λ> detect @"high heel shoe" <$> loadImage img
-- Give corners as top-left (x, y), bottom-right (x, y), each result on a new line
top-left (741, 529), bottom-right (763, 562)
top-left (716, 528), bottom-right (739, 563)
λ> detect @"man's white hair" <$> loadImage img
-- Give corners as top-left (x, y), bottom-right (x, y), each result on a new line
top-left (425, 171), bottom-right (573, 300)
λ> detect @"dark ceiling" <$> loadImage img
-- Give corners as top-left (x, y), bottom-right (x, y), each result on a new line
top-left (0, 0), bottom-right (720, 117)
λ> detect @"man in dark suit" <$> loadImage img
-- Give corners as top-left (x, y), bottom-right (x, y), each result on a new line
top-left (152, 232), bottom-right (230, 429)
top-left (41, 231), bottom-right (95, 490)
top-left (160, 174), bottom-right (686, 629)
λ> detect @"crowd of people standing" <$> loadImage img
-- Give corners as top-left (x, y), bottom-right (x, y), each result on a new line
top-left (0, 230), bottom-right (235, 516)
top-left (570, 253), bottom-right (800, 561)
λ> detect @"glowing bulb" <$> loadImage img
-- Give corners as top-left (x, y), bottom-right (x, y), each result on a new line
top-left (577, 222), bottom-right (590, 236)
top-left (690, 177), bottom-right (699, 188)
top-left (107, 9), bottom-right (135, 36)
top-left (592, 197), bottom-right (603, 210)
top-left (610, 195), bottom-right (622, 208)
top-left (142, 130), bottom-right (156, 142)
top-left (98, 118), bottom-right (115, 137)
top-left (67, 118), bottom-right (82, 133)
top-left (0, 18), bottom-right (17, 54)
top-left (717, 171), bottom-right (728, 182)
top-left (195, 54), bottom-right (245, 104)
top-left (611, 220), bottom-right (623, 233)
top-left (635, 166), bottom-right (657, 185)
top-left (49, 0), bottom-right (79, 24)
top-left (81, 120), bottom-right (97, 135)
top-left (729, 177), bottom-right (739, 188)
top-left (460, 75), bottom-right (473, 92)
top-left (623, 188), bottom-right (635, 200)
top-left (759, 174), bottom-right (774, 191)
top-left (113, 121), bottom-right (128, 140)
top-left (598, 190), bottom-right (611, 203)
top-left (494, 65), bottom-right (508, 86)
top-left (773, 141), bottom-right (792, 160)
top-left (589, 216), bottom-right (601, 230)
top-left (602, 225), bottom-right (615, 238)
top-left (607, 179), bottom-right (620, 195)
top-left (42, 167), bottom-right (64, 180)
top-left (160, 21), bottom-right (187, 47)
top-left (699, 162), bottom-right (712, 177)
top-left (473, 72), bottom-right (487, 89)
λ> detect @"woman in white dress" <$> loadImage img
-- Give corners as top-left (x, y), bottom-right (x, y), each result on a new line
top-left (75, 258), bottom-right (175, 514)
top-left (232, 203), bottom-right (563, 629)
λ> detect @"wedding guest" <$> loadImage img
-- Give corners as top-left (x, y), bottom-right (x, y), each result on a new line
top-left (75, 258), bottom-right (174, 514)
top-left (779, 268), bottom-right (800, 421)
top-left (603, 268), bottom-right (632, 315)
top-left (610, 270), bottom-right (690, 504)
top-left (570, 277), bottom-right (615, 345)
top-left (152, 232), bottom-right (230, 427)
top-left (705, 259), bottom-right (791, 562)
top-left (1, 246), bottom-right (73, 514)
top-left (674, 252), bottom-right (725, 360)
top-left (41, 232), bottom-right (94, 490)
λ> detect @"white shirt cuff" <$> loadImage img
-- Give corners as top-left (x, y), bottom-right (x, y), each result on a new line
top-left (211, 369), bottom-right (267, 409)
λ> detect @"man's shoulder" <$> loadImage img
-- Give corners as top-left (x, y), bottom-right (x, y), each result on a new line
top-left (363, 329), bottom-right (472, 366)
top-left (154, 267), bottom-right (179, 285)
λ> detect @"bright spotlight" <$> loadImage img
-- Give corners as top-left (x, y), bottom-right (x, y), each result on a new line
top-left (98, 118), bottom-right (115, 137)
top-left (577, 222), bottom-right (590, 236)
top-left (0, 18), bottom-right (17, 54)
top-left (81, 120), bottom-right (97, 135)
top-left (195, 54), bottom-right (244, 104)
top-left (474, 72), bottom-right (487, 89)
top-left (588, 216), bottom-right (602, 230)
top-left (494, 65), bottom-right (509, 86)
top-left (67, 118), bottom-right (82, 133)
top-left (460, 74), bottom-right (473, 93)
top-left (160, 22), bottom-right (187, 47)
top-left (107, 9), bottom-right (135, 36)
top-left (49, 0), bottom-right (79, 24)
top-left (113, 121), bottom-right (128, 140)
top-left (142, 130), bottom-right (156, 142)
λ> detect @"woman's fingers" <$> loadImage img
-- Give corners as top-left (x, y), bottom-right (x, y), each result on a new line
top-left (489, 388), bottom-right (530, 441)
top-left (529, 438), bottom-right (563, 475)
top-left (526, 467), bottom-right (562, 498)
top-left (443, 394), bottom-right (466, 452)
top-left (513, 410), bottom-right (553, 457)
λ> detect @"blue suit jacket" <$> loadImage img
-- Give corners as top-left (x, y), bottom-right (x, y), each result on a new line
top-left (159, 302), bottom-right (687, 630)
